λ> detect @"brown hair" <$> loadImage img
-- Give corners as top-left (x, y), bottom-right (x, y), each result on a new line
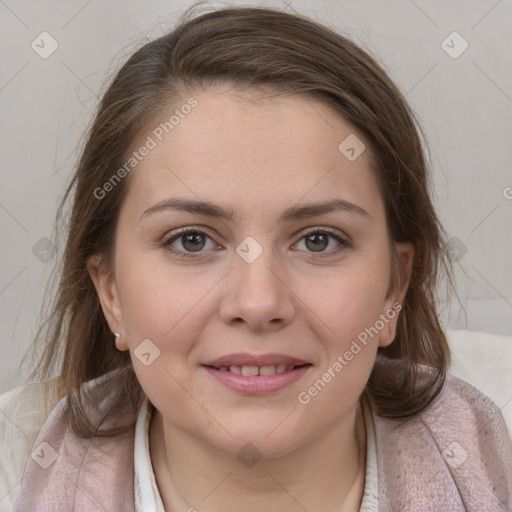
top-left (27, 3), bottom-right (453, 437)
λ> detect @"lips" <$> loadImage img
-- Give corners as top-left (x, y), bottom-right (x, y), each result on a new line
top-left (203, 363), bottom-right (312, 394)
top-left (202, 352), bottom-right (312, 379)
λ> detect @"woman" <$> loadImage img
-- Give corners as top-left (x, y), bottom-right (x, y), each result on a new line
top-left (1, 4), bottom-right (511, 511)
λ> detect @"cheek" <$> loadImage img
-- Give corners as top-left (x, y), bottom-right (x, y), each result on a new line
top-left (294, 271), bottom-right (385, 423)
top-left (113, 251), bottom-right (207, 412)
top-left (115, 248), bottom-right (216, 339)
top-left (299, 259), bottom-right (390, 340)
top-left (294, 257), bottom-right (390, 395)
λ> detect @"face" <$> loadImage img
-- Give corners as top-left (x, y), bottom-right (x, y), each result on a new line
top-left (88, 87), bottom-right (413, 458)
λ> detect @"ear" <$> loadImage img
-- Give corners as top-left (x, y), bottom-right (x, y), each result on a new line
top-left (378, 241), bottom-right (415, 348)
top-left (86, 254), bottom-right (129, 351)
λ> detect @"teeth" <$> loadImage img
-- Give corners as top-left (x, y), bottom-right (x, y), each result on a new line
top-left (241, 365), bottom-right (259, 376)
top-left (259, 365), bottom-right (277, 375)
top-left (216, 364), bottom-right (302, 375)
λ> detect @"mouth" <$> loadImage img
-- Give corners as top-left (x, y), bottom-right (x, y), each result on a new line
top-left (203, 363), bottom-right (312, 376)
top-left (201, 355), bottom-right (313, 394)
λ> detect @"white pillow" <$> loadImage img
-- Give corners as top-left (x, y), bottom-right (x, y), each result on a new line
top-left (446, 328), bottom-right (512, 438)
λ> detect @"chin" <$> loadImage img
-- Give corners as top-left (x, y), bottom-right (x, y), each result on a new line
top-left (202, 416), bottom-right (306, 461)
top-left (213, 435), bottom-right (300, 463)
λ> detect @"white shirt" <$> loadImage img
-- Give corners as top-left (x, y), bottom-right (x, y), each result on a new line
top-left (134, 397), bottom-right (379, 511)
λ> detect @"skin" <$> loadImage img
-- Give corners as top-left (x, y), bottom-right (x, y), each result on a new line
top-left (88, 86), bottom-right (414, 512)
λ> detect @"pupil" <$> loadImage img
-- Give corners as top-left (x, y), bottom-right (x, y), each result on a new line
top-left (306, 233), bottom-right (327, 252)
top-left (183, 233), bottom-right (205, 251)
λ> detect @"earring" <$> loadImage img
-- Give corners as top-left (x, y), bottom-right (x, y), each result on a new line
top-left (113, 332), bottom-right (120, 339)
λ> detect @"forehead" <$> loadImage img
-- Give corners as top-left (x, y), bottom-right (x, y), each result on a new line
top-left (121, 88), bottom-right (383, 221)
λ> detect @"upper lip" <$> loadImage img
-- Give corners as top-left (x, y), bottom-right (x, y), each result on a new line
top-left (203, 352), bottom-right (310, 368)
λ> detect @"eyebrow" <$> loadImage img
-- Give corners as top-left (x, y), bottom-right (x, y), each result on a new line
top-left (140, 197), bottom-right (369, 223)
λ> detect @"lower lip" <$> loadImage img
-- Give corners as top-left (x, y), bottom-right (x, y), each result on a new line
top-left (202, 365), bottom-right (312, 394)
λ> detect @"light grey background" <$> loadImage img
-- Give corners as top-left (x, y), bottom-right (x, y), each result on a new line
top-left (1, 0), bottom-right (511, 393)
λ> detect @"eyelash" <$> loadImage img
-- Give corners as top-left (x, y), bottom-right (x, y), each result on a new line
top-left (161, 226), bottom-right (349, 259)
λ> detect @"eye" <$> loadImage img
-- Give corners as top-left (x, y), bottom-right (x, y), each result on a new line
top-left (162, 226), bottom-right (349, 259)
top-left (162, 228), bottom-right (219, 258)
top-left (293, 228), bottom-right (348, 255)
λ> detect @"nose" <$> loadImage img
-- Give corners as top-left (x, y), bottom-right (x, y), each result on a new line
top-left (219, 247), bottom-right (296, 333)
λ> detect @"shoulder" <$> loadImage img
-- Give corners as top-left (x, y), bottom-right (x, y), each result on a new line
top-left (374, 369), bottom-right (512, 449)
top-left (5, 372), bottom-right (140, 512)
top-left (372, 371), bottom-right (512, 509)
top-left (415, 372), bottom-right (512, 464)
top-left (422, 372), bottom-right (511, 441)
top-left (445, 328), bottom-right (512, 434)
top-left (424, 373), bottom-right (512, 502)
top-left (0, 378), bottom-right (61, 440)
top-left (0, 379), bottom-right (61, 510)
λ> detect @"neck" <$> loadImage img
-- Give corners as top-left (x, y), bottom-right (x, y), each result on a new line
top-left (149, 400), bottom-right (367, 512)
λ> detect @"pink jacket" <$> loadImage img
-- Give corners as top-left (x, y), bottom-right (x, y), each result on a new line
top-left (10, 371), bottom-right (512, 511)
